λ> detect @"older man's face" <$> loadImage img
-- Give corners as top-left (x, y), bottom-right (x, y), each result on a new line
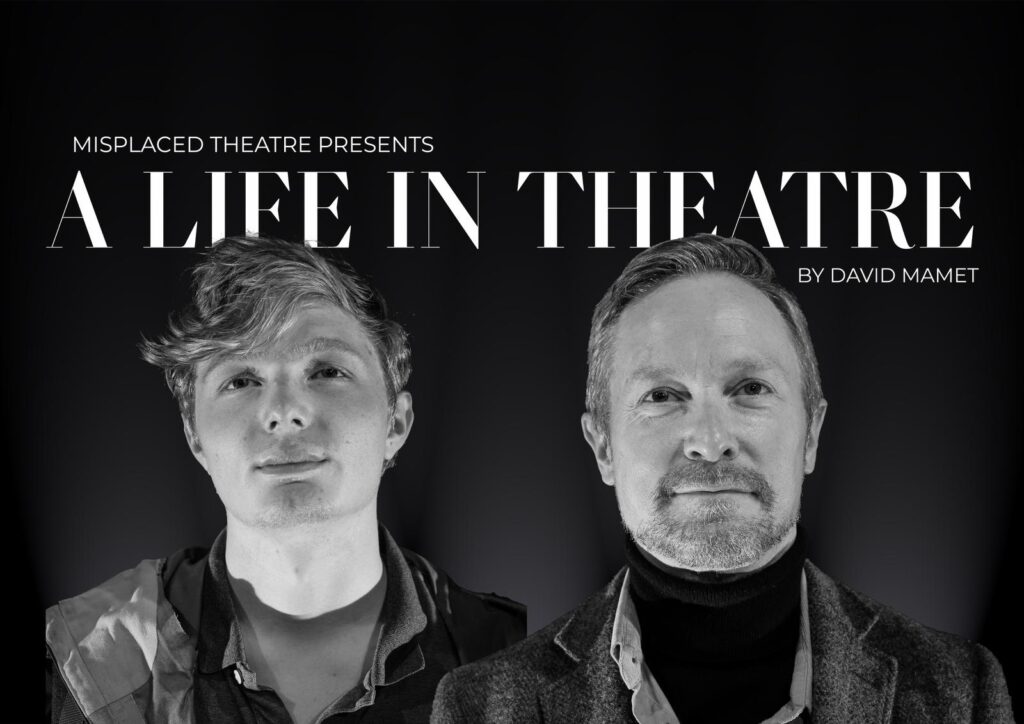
top-left (190, 302), bottom-right (412, 530)
top-left (583, 273), bottom-right (825, 572)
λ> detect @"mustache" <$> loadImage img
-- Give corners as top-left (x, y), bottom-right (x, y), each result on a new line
top-left (655, 461), bottom-right (775, 508)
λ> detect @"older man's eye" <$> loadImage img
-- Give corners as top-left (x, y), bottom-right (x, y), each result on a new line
top-left (737, 381), bottom-right (771, 396)
top-left (641, 388), bottom-right (680, 404)
top-left (312, 366), bottom-right (348, 380)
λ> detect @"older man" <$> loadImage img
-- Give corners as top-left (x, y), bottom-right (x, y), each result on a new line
top-left (45, 236), bottom-right (524, 724)
top-left (432, 235), bottom-right (1012, 723)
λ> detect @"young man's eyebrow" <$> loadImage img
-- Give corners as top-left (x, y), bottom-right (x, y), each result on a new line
top-left (200, 337), bottom-right (369, 383)
top-left (273, 337), bottom-right (366, 362)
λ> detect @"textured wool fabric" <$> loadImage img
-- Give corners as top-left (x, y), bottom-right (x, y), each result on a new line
top-left (431, 561), bottom-right (1015, 724)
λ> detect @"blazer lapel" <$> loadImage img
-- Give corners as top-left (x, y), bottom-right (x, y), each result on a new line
top-left (539, 570), bottom-right (633, 723)
top-left (806, 562), bottom-right (897, 724)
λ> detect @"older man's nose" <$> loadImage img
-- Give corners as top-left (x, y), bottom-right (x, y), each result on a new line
top-left (681, 403), bottom-right (737, 463)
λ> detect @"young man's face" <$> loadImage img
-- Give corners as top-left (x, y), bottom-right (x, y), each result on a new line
top-left (583, 273), bottom-right (826, 572)
top-left (190, 302), bottom-right (412, 530)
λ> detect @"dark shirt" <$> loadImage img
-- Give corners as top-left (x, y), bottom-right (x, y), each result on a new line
top-left (194, 527), bottom-right (452, 723)
top-left (47, 526), bottom-right (525, 723)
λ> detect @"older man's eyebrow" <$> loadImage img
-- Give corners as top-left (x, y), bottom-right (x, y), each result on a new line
top-left (624, 357), bottom-right (784, 387)
top-left (626, 365), bottom-right (680, 385)
top-left (720, 356), bottom-right (785, 376)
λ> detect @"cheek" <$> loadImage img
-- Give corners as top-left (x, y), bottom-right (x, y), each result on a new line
top-left (616, 420), bottom-right (677, 467)
top-left (196, 408), bottom-right (253, 468)
top-left (326, 402), bottom-right (390, 450)
top-left (753, 421), bottom-right (808, 500)
top-left (612, 426), bottom-right (672, 509)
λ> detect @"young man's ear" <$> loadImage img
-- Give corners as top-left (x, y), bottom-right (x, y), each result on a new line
top-left (384, 391), bottom-right (414, 463)
top-left (581, 412), bottom-right (615, 486)
top-left (183, 416), bottom-right (209, 473)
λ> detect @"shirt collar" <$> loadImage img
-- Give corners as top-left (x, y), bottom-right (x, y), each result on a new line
top-left (196, 525), bottom-right (428, 689)
top-left (610, 567), bottom-right (813, 723)
top-left (368, 526), bottom-right (428, 688)
top-left (196, 529), bottom-right (245, 675)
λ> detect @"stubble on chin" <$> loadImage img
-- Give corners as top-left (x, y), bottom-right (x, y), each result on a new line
top-left (629, 460), bottom-right (796, 571)
top-left (631, 509), bottom-right (795, 571)
top-left (240, 484), bottom-right (342, 529)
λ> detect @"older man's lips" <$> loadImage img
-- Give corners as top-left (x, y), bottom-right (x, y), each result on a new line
top-left (672, 487), bottom-right (754, 498)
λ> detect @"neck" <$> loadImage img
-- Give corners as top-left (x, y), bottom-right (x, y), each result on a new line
top-left (625, 526), bottom-right (806, 654)
top-left (625, 525), bottom-right (806, 616)
top-left (225, 507), bottom-right (383, 619)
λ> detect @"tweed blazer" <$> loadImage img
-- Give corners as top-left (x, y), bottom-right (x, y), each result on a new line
top-left (431, 561), bottom-right (1013, 723)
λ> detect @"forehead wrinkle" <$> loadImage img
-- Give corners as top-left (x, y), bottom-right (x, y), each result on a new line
top-left (720, 355), bottom-right (785, 376)
top-left (612, 275), bottom-right (799, 392)
top-left (626, 363), bottom-right (680, 385)
top-left (247, 336), bottom-right (367, 363)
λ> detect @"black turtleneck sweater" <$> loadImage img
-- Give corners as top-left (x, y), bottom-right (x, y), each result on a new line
top-left (624, 529), bottom-right (807, 724)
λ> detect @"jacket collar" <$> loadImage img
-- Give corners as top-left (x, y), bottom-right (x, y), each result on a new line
top-left (542, 569), bottom-right (633, 721)
top-left (805, 561), bottom-right (897, 724)
top-left (543, 563), bottom-right (898, 724)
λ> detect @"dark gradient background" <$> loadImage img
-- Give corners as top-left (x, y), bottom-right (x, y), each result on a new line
top-left (8, 2), bottom-right (1021, 716)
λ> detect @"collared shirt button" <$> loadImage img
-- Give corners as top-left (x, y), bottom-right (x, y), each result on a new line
top-left (233, 668), bottom-right (243, 685)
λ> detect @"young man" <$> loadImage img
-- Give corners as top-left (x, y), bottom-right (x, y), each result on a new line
top-left (45, 236), bottom-right (525, 724)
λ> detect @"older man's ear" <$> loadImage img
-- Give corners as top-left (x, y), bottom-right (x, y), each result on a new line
top-left (803, 399), bottom-right (827, 475)
top-left (582, 412), bottom-right (615, 487)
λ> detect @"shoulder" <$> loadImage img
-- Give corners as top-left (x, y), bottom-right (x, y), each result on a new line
top-left (807, 561), bottom-right (997, 667)
top-left (400, 545), bottom-right (527, 661)
top-left (45, 548), bottom-right (207, 722)
top-left (432, 571), bottom-right (625, 722)
top-left (431, 610), bottom-right (577, 723)
top-left (806, 561), bottom-right (1013, 721)
top-left (440, 607), bottom-right (575, 687)
top-left (46, 557), bottom-right (167, 660)
top-left (46, 548), bottom-right (206, 651)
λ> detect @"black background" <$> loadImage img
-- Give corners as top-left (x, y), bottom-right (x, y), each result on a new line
top-left (8, 2), bottom-right (1021, 718)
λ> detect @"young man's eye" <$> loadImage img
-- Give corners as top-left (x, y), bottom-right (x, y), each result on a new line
top-left (224, 376), bottom-right (258, 391)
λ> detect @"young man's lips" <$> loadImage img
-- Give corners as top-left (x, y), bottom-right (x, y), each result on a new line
top-left (255, 460), bottom-right (326, 475)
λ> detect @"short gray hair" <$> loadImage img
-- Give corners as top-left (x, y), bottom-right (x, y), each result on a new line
top-left (140, 236), bottom-right (411, 456)
top-left (585, 234), bottom-right (822, 432)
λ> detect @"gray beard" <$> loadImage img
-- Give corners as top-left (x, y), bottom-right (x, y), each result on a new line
top-left (629, 460), bottom-right (797, 570)
top-left (631, 509), bottom-right (797, 571)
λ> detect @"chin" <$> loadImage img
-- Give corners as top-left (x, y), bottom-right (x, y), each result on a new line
top-left (244, 504), bottom-right (344, 529)
top-left (632, 513), bottom-right (792, 572)
top-left (239, 487), bottom-right (345, 529)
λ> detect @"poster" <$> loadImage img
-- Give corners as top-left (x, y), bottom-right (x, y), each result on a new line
top-left (13, 2), bottom-right (1019, 718)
